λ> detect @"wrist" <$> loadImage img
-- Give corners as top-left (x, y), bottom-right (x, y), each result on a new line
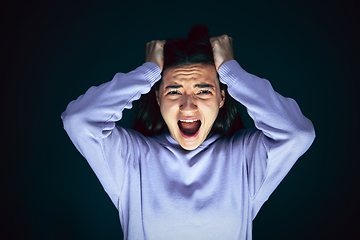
top-left (143, 62), bottom-right (162, 85)
top-left (217, 60), bottom-right (241, 86)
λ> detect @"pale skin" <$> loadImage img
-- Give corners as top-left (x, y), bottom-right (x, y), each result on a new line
top-left (145, 35), bottom-right (235, 150)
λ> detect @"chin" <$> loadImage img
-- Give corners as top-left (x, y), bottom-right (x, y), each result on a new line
top-left (176, 133), bottom-right (205, 151)
top-left (180, 143), bottom-right (201, 151)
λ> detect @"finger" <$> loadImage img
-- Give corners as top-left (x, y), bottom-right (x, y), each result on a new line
top-left (210, 39), bottom-right (220, 49)
top-left (209, 37), bottom-right (214, 45)
top-left (159, 40), bottom-right (166, 47)
top-left (156, 40), bottom-right (166, 48)
top-left (210, 36), bottom-right (219, 43)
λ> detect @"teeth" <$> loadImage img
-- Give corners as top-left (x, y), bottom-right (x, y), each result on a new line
top-left (179, 119), bottom-right (199, 123)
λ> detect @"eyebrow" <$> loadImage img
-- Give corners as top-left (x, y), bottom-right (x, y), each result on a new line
top-left (165, 84), bottom-right (214, 89)
top-left (165, 85), bottom-right (182, 89)
top-left (195, 84), bottom-right (214, 88)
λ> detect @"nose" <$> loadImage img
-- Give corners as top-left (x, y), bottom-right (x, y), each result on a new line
top-left (180, 94), bottom-right (197, 112)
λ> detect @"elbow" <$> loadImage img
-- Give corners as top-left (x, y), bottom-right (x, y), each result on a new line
top-left (61, 110), bottom-right (81, 134)
top-left (61, 108), bottom-right (111, 139)
top-left (61, 110), bottom-right (95, 140)
top-left (61, 98), bottom-right (89, 135)
top-left (61, 109), bottom-right (69, 131)
top-left (61, 100), bottom-right (90, 136)
top-left (308, 123), bottom-right (316, 143)
top-left (304, 118), bottom-right (315, 142)
top-left (301, 126), bottom-right (315, 147)
top-left (61, 99), bottom-right (78, 130)
top-left (294, 120), bottom-right (316, 150)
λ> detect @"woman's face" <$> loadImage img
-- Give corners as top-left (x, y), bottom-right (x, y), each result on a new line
top-left (156, 63), bottom-right (225, 150)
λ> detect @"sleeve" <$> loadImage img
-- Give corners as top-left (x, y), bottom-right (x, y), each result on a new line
top-left (60, 62), bottom-right (161, 208)
top-left (218, 60), bottom-right (315, 219)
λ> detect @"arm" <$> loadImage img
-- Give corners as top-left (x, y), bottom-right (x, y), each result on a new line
top-left (61, 40), bottom-right (164, 207)
top-left (212, 35), bottom-right (315, 218)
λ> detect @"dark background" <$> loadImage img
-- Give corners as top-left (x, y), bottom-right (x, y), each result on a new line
top-left (2, 0), bottom-right (359, 239)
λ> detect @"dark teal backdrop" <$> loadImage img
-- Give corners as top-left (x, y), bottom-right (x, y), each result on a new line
top-left (2, 0), bottom-right (359, 239)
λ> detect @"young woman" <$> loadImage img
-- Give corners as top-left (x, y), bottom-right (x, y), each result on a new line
top-left (61, 25), bottom-right (315, 240)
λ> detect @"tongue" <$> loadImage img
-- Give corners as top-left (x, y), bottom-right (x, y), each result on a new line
top-left (178, 121), bottom-right (201, 136)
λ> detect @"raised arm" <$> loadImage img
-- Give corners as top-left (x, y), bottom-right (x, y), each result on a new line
top-left (211, 35), bottom-right (315, 218)
top-left (61, 40), bottom-right (164, 207)
top-left (62, 40), bottom-right (165, 139)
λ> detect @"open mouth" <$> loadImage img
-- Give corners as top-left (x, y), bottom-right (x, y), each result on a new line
top-left (178, 119), bottom-right (201, 137)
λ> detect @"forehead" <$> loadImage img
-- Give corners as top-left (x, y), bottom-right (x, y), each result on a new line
top-left (162, 63), bottom-right (217, 84)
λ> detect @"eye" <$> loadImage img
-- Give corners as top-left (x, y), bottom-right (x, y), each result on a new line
top-left (197, 90), bottom-right (212, 95)
top-left (166, 90), bottom-right (181, 95)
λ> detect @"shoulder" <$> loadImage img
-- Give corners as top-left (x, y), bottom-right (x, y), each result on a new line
top-left (103, 125), bottom-right (165, 156)
top-left (229, 128), bottom-right (263, 145)
top-left (201, 128), bottom-right (263, 153)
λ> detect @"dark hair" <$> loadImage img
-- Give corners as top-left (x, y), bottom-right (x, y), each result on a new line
top-left (132, 24), bottom-right (244, 137)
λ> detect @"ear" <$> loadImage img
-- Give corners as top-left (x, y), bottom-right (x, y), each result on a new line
top-left (155, 89), bottom-right (160, 106)
top-left (219, 89), bottom-right (225, 108)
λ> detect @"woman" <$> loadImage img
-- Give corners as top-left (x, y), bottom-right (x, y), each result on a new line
top-left (61, 24), bottom-right (315, 240)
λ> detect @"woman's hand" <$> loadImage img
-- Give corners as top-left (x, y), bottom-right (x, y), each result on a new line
top-left (145, 40), bottom-right (166, 72)
top-left (210, 35), bottom-right (234, 72)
